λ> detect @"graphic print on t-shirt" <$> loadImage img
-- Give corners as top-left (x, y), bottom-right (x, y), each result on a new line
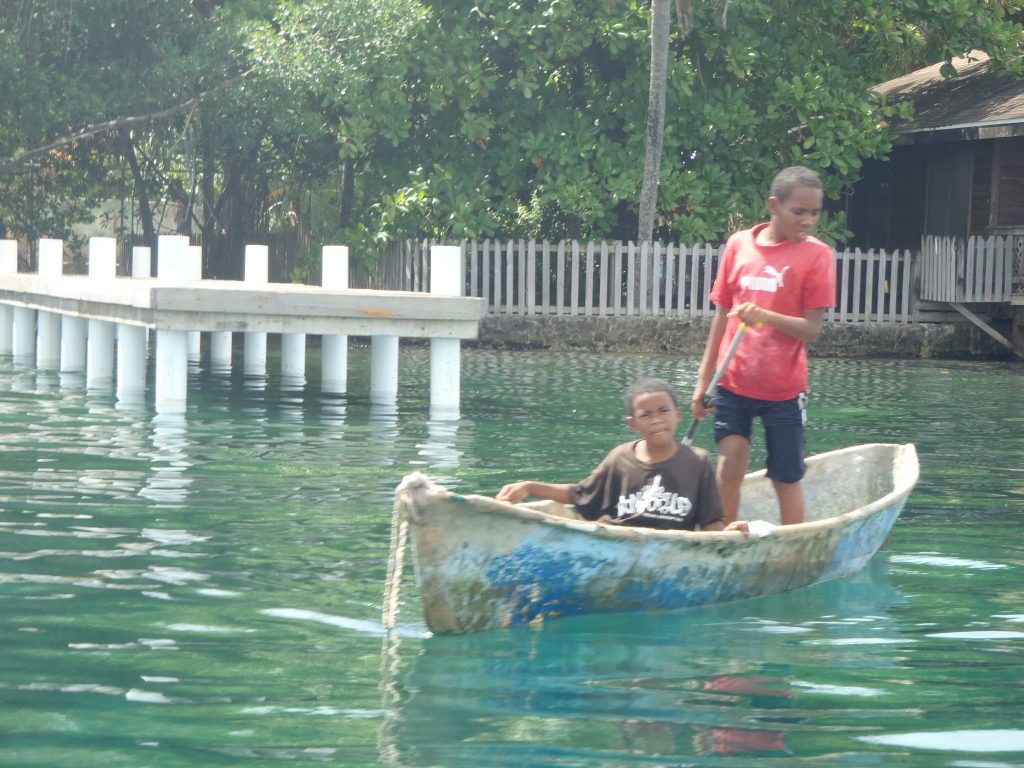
top-left (739, 265), bottom-right (790, 293)
top-left (616, 474), bottom-right (693, 523)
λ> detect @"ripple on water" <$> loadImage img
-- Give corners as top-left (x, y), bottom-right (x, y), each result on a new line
top-left (1, 353), bottom-right (1023, 767)
top-left (861, 729), bottom-right (1024, 753)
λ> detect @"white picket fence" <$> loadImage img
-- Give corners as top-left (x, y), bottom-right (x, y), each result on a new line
top-left (358, 239), bottom-right (920, 323)
top-left (919, 234), bottom-right (1019, 303)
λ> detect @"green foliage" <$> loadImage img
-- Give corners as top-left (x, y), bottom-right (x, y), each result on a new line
top-left (495, 192), bottom-right (581, 241)
top-left (289, 244), bottom-right (322, 285)
top-left (399, 0), bottom-right (651, 239)
top-left (1, 0), bottom-right (1022, 267)
top-left (0, 0), bottom-right (207, 243)
top-left (345, 0), bottom-right (1024, 243)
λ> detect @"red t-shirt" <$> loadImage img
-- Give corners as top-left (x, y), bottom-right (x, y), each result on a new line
top-left (710, 223), bottom-right (835, 401)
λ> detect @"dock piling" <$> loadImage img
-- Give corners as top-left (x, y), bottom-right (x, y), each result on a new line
top-left (320, 245), bottom-right (349, 394)
top-left (36, 239), bottom-right (63, 368)
top-left (0, 241), bottom-right (15, 355)
top-left (86, 237), bottom-right (117, 387)
top-left (155, 236), bottom-right (190, 412)
top-left (429, 245), bottom-right (464, 420)
top-left (243, 245), bottom-right (269, 377)
top-left (0, 237), bottom-right (484, 414)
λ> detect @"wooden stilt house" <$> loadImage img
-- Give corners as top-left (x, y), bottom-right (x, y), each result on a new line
top-left (844, 51), bottom-right (1024, 355)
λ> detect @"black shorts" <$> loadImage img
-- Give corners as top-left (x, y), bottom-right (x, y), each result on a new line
top-left (713, 387), bottom-right (807, 483)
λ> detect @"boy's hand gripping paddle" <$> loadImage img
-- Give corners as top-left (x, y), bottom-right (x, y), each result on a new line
top-left (682, 322), bottom-right (749, 446)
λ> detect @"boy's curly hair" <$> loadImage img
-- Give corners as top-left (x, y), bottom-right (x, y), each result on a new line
top-left (623, 378), bottom-right (678, 415)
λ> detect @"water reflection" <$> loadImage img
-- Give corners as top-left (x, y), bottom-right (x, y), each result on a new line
top-left (58, 370), bottom-right (86, 392)
top-left (318, 395), bottom-right (348, 439)
top-left (242, 370), bottom-right (268, 395)
top-left (0, 352), bottom-right (1022, 768)
top-left (369, 403), bottom-right (400, 468)
top-left (416, 419), bottom-right (463, 469)
top-left (279, 375), bottom-right (306, 423)
top-left (8, 365), bottom-right (37, 392)
top-left (114, 390), bottom-right (148, 414)
top-left (281, 373), bottom-right (306, 392)
top-left (139, 414), bottom-right (192, 506)
top-left (861, 728), bottom-right (1024, 753)
top-left (34, 369), bottom-right (58, 395)
top-left (383, 560), bottom-right (906, 766)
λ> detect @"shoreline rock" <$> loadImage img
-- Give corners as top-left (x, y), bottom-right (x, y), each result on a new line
top-left (465, 316), bottom-right (1013, 360)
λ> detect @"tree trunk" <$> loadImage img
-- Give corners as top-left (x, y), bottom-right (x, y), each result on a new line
top-left (120, 129), bottom-right (156, 250)
top-left (638, 0), bottom-right (670, 245)
top-left (199, 124), bottom-right (221, 273)
top-left (676, 0), bottom-right (693, 37)
top-left (338, 156), bottom-right (354, 230)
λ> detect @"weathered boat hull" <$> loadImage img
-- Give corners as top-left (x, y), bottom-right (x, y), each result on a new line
top-left (396, 443), bottom-right (919, 634)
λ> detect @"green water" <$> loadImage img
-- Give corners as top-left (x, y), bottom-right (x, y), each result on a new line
top-left (0, 347), bottom-right (1022, 767)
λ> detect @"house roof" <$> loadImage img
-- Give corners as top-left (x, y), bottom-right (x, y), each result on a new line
top-left (874, 51), bottom-right (1024, 136)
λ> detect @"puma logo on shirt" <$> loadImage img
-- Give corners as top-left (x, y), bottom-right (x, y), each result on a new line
top-left (739, 265), bottom-right (790, 293)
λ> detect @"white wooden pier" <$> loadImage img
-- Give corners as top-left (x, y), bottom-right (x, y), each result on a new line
top-left (0, 236), bottom-right (485, 417)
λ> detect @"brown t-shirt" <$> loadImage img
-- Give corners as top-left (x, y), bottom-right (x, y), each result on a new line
top-left (570, 441), bottom-right (723, 530)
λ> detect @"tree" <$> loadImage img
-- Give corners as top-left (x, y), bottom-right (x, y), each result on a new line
top-left (645, 0), bottom-right (1023, 242)
top-left (0, 0), bottom-right (220, 254)
top-left (2, 0), bottom-right (1022, 272)
top-left (638, 0), bottom-right (671, 244)
top-left (249, 0), bottom-right (427, 250)
top-left (375, 0), bottom-right (1024, 244)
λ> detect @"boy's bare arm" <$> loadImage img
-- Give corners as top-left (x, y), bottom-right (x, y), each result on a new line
top-left (728, 304), bottom-right (826, 342)
top-left (496, 481), bottom-right (573, 505)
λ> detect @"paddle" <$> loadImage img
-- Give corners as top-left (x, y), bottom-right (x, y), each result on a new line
top-left (682, 322), bottom-right (749, 446)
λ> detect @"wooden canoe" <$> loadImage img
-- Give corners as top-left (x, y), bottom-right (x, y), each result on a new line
top-left (394, 443), bottom-right (919, 634)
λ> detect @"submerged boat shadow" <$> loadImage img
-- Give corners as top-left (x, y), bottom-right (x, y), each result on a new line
top-left (379, 557), bottom-right (907, 767)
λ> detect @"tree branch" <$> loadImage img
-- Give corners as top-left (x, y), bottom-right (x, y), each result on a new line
top-left (0, 98), bottom-right (200, 174)
top-left (0, 72), bottom-right (250, 174)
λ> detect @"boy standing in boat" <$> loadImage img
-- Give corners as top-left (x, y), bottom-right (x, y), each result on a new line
top-left (497, 378), bottom-right (736, 531)
top-left (692, 165), bottom-right (836, 527)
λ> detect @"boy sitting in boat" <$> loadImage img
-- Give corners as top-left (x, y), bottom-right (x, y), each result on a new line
top-left (497, 378), bottom-right (744, 532)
